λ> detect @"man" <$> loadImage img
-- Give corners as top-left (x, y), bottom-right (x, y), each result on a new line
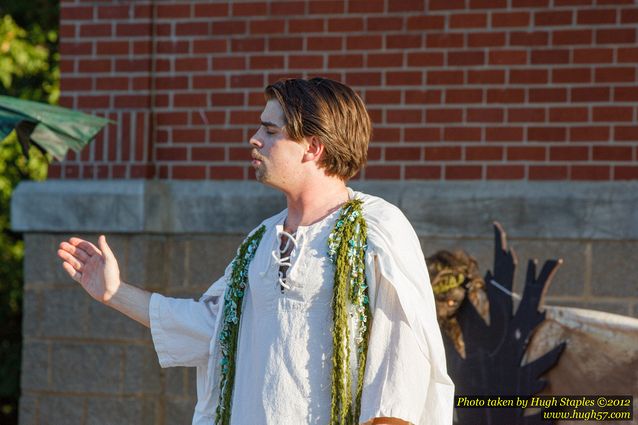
top-left (57, 78), bottom-right (454, 425)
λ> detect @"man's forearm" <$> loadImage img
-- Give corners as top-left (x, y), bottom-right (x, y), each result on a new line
top-left (104, 281), bottom-right (152, 328)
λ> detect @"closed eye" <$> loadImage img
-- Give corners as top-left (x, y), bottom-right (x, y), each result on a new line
top-left (260, 120), bottom-right (281, 135)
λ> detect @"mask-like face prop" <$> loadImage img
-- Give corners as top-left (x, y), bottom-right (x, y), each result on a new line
top-left (427, 250), bottom-right (490, 358)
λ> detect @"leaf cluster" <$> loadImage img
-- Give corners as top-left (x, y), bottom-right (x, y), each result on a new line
top-left (0, 1), bottom-right (58, 422)
top-left (0, 14), bottom-right (59, 104)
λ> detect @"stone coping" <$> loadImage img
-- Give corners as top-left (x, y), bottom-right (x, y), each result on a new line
top-left (11, 180), bottom-right (638, 240)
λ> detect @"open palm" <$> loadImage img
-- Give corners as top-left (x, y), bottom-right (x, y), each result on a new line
top-left (57, 235), bottom-right (121, 303)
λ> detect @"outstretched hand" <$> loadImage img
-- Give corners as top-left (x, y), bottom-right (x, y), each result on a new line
top-left (57, 235), bottom-right (121, 304)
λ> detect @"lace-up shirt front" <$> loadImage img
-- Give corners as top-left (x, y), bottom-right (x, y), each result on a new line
top-left (273, 228), bottom-right (298, 292)
top-left (149, 190), bottom-right (454, 425)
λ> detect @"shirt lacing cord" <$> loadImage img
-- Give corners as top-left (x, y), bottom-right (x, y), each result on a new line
top-left (272, 230), bottom-right (299, 291)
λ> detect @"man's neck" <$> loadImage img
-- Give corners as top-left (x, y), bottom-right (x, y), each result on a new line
top-left (283, 178), bottom-right (349, 233)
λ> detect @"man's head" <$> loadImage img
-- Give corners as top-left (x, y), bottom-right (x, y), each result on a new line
top-left (257, 78), bottom-right (371, 181)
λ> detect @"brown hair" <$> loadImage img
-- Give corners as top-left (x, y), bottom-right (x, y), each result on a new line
top-left (265, 77), bottom-right (371, 180)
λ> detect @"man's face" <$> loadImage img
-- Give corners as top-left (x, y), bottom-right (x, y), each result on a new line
top-left (249, 100), bottom-right (307, 189)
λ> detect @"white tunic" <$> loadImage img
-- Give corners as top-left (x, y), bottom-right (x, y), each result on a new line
top-left (149, 190), bottom-right (454, 425)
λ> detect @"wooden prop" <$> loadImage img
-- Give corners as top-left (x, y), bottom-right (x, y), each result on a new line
top-left (445, 223), bottom-right (565, 425)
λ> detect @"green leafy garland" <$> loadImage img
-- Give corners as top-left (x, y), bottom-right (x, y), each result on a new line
top-left (215, 199), bottom-right (372, 424)
top-left (215, 225), bottom-right (266, 425)
top-left (327, 199), bottom-right (372, 425)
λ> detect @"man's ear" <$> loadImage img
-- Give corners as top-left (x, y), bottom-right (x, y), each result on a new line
top-left (302, 136), bottom-right (324, 163)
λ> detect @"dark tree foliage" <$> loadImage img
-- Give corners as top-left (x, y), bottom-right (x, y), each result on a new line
top-left (0, 1), bottom-right (58, 423)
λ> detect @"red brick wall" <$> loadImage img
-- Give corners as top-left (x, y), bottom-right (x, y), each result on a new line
top-left (53, 0), bottom-right (638, 181)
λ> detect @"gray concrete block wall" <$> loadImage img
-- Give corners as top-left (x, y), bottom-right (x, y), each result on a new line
top-left (20, 234), bottom-right (237, 425)
top-left (14, 181), bottom-right (638, 424)
top-left (21, 231), bottom-right (638, 425)
top-left (422, 236), bottom-right (638, 317)
top-left (19, 231), bottom-right (248, 425)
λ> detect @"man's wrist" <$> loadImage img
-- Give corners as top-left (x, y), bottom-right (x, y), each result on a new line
top-left (101, 280), bottom-right (151, 328)
top-left (103, 280), bottom-right (126, 306)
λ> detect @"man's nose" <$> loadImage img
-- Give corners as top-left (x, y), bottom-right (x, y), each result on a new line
top-left (249, 134), bottom-right (262, 148)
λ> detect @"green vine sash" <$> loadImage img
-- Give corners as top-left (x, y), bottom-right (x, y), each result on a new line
top-left (215, 225), bottom-right (266, 425)
top-left (327, 199), bottom-right (372, 425)
top-left (215, 199), bottom-right (372, 425)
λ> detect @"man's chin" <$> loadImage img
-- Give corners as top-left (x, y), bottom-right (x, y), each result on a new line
top-left (254, 169), bottom-right (267, 183)
top-left (254, 172), bottom-right (282, 191)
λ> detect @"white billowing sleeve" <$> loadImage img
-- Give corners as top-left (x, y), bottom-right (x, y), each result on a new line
top-left (149, 271), bottom-right (228, 369)
top-left (360, 265), bottom-right (432, 424)
top-left (358, 193), bottom-right (455, 425)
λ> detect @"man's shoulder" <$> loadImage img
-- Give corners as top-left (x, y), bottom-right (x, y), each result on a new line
top-left (355, 190), bottom-right (409, 226)
top-left (354, 190), bottom-right (417, 243)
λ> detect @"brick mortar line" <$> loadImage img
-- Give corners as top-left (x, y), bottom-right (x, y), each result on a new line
top-left (60, 46), bottom-right (638, 55)
top-left (63, 46), bottom-right (637, 54)
top-left (58, 26), bottom-right (607, 32)
top-left (61, 17), bottom-right (638, 27)
top-left (60, 78), bottom-right (638, 86)
top-left (145, 160), bottom-right (637, 165)
top-left (66, 52), bottom-right (638, 59)
top-left (60, 29), bottom-right (638, 39)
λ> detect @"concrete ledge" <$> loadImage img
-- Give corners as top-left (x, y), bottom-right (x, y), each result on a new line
top-left (11, 180), bottom-right (638, 240)
top-left (12, 180), bottom-right (147, 233)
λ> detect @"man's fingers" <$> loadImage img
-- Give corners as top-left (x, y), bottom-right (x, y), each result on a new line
top-left (69, 237), bottom-right (102, 256)
top-left (62, 261), bottom-right (82, 283)
top-left (59, 241), bottom-right (90, 262)
top-left (57, 249), bottom-right (84, 272)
